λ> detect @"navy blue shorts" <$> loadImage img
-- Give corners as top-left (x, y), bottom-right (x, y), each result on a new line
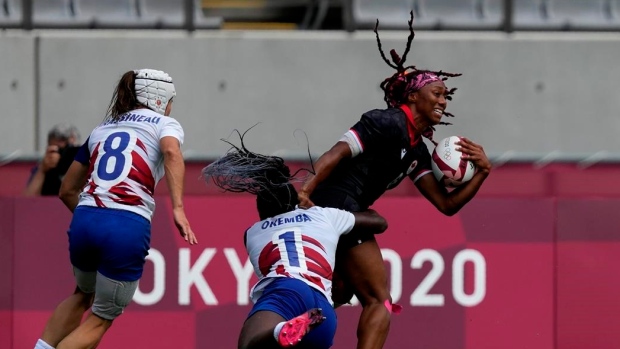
top-left (249, 278), bottom-right (337, 349)
top-left (68, 206), bottom-right (151, 282)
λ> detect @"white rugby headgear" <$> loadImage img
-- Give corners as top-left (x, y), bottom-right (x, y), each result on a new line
top-left (134, 69), bottom-right (176, 115)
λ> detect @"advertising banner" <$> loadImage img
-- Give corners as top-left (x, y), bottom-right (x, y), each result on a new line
top-left (1, 197), bottom-right (616, 349)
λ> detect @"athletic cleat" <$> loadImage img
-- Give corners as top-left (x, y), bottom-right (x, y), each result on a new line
top-left (277, 308), bottom-right (325, 347)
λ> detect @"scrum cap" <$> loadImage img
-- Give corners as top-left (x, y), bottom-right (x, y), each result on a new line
top-left (134, 69), bottom-right (176, 115)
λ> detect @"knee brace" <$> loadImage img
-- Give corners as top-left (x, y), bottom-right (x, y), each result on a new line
top-left (91, 273), bottom-right (138, 320)
top-left (73, 267), bottom-right (97, 294)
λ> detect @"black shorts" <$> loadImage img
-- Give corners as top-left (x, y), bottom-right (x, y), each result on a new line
top-left (311, 189), bottom-right (375, 249)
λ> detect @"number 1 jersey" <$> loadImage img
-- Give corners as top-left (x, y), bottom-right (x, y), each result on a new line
top-left (78, 109), bottom-right (184, 221)
top-left (245, 206), bottom-right (356, 305)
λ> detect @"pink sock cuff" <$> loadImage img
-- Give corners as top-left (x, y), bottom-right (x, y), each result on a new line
top-left (384, 300), bottom-right (403, 315)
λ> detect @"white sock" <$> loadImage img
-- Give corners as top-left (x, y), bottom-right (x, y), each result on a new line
top-left (273, 322), bottom-right (285, 341)
top-left (34, 339), bottom-right (55, 349)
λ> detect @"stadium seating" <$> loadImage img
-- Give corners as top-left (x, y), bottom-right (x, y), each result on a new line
top-left (512, 0), bottom-right (553, 29)
top-left (138, 0), bottom-right (222, 29)
top-left (310, 0), bottom-right (338, 30)
top-left (32, 0), bottom-right (87, 28)
top-left (481, 0), bottom-right (505, 27)
top-left (3, 0), bottom-right (620, 32)
top-left (137, 0), bottom-right (183, 28)
top-left (73, 0), bottom-right (147, 28)
top-left (203, 0), bottom-right (312, 29)
top-left (547, 0), bottom-right (616, 30)
top-left (193, 0), bottom-right (223, 29)
top-left (351, 0), bottom-right (414, 29)
top-left (414, 0), bottom-right (502, 30)
top-left (0, 0), bottom-right (21, 28)
top-left (614, 0), bottom-right (620, 25)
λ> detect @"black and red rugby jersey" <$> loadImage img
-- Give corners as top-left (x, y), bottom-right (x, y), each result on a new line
top-left (313, 107), bottom-right (433, 210)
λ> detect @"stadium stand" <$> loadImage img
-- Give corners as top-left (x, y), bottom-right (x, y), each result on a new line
top-left (351, 0), bottom-right (414, 29)
top-left (202, 0), bottom-right (315, 29)
top-left (32, 0), bottom-right (85, 28)
top-left (0, 0), bottom-right (21, 28)
top-left (2, 0), bottom-right (620, 32)
top-left (482, 0), bottom-right (505, 22)
top-left (414, 0), bottom-right (503, 30)
top-left (547, 0), bottom-right (616, 30)
top-left (137, 0), bottom-right (222, 29)
top-left (483, 0), bottom-right (506, 26)
top-left (512, 0), bottom-right (552, 30)
top-left (137, 0), bottom-right (184, 28)
top-left (73, 0), bottom-right (148, 29)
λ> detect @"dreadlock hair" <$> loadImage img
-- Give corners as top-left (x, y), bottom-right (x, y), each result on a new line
top-left (202, 128), bottom-right (310, 220)
top-left (375, 11), bottom-right (462, 144)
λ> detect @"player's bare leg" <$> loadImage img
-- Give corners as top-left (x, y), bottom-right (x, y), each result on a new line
top-left (56, 313), bottom-right (112, 349)
top-left (339, 236), bottom-right (392, 349)
top-left (331, 270), bottom-right (354, 308)
top-left (239, 311), bottom-right (287, 349)
top-left (40, 286), bottom-right (94, 347)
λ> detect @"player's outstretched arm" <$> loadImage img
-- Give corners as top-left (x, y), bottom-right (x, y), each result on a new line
top-left (351, 209), bottom-right (388, 234)
top-left (161, 136), bottom-right (197, 245)
top-left (59, 161), bottom-right (89, 212)
top-left (299, 141), bottom-right (352, 208)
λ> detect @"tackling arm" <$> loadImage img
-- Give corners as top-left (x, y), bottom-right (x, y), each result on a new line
top-left (351, 209), bottom-right (388, 234)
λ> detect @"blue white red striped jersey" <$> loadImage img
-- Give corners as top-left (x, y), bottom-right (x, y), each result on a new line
top-left (77, 108), bottom-right (184, 221)
top-left (246, 206), bottom-right (355, 304)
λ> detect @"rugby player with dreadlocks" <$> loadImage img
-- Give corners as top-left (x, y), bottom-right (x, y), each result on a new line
top-left (202, 130), bottom-right (388, 349)
top-left (297, 12), bottom-right (492, 349)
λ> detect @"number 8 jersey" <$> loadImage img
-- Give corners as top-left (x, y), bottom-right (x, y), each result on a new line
top-left (245, 206), bottom-right (356, 305)
top-left (78, 108), bottom-right (184, 221)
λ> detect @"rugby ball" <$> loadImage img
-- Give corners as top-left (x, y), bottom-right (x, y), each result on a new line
top-left (431, 136), bottom-right (476, 187)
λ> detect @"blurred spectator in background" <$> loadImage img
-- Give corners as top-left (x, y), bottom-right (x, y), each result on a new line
top-left (23, 123), bottom-right (81, 196)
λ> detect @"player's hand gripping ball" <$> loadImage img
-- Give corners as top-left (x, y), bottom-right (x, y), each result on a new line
top-left (431, 136), bottom-right (476, 187)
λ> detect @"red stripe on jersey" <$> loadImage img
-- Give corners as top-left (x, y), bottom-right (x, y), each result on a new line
top-left (86, 180), bottom-right (96, 195)
top-left (86, 179), bottom-right (105, 207)
top-left (275, 264), bottom-right (291, 277)
top-left (93, 193), bottom-right (105, 207)
top-left (85, 144), bottom-right (100, 201)
top-left (306, 261), bottom-right (332, 281)
top-left (349, 129), bottom-right (364, 152)
top-left (128, 151), bottom-right (155, 194)
top-left (109, 183), bottom-right (143, 206)
top-left (303, 247), bottom-right (332, 277)
top-left (87, 143), bottom-right (100, 178)
top-left (301, 273), bottom-right (325, 290)
top-left (399, 104), bottom-right (420, 147)
top-left (302, 235), bottom-right (326, 253)
top-left (136, 138), bottom-right (148, 154)
top-left (258, 243), bottom-right (281, 276)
